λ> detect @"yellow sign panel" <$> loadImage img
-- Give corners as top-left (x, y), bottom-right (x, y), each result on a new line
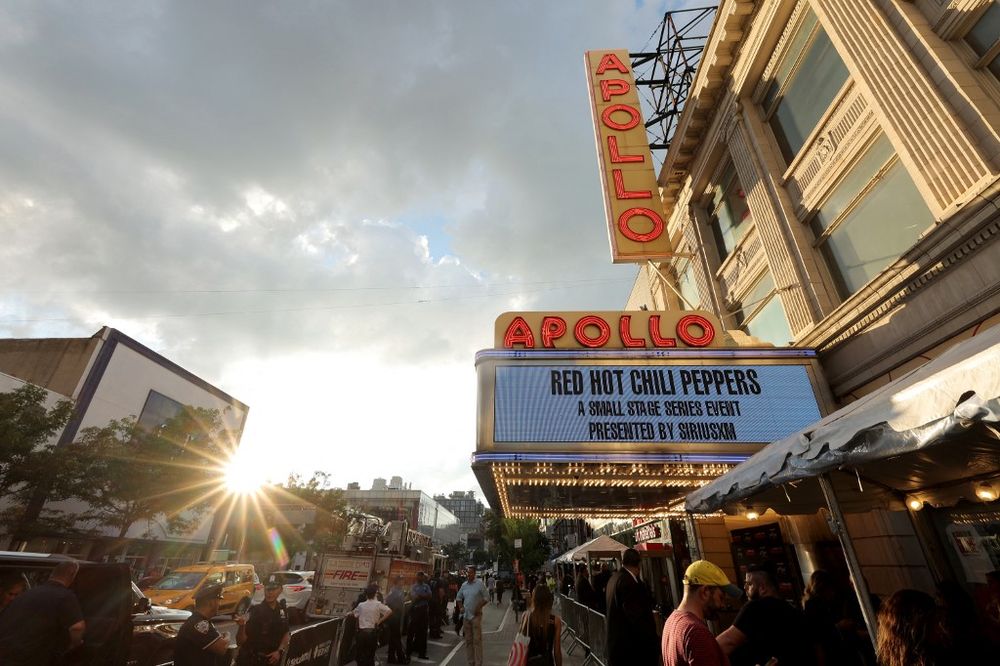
top-left (495, 310), bottom-right (732, 350)
top-left (586, 49), bottom-right (671, 263)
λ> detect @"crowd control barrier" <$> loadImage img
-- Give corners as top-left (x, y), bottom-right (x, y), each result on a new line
top-left (284, 616), bottom-right (342, 666)
top-left (556, 593), bottom-right (606, 666)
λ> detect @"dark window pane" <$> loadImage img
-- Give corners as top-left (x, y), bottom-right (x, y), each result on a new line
top-left (820, 162), bottom-right (935, 295)
top-left (769, 27), bottom-right (850, 161)
top-left (763, 8), bottom-right (820, 110)
top-left (966, 3), bottom-right (1000, 58)
top-left (710, 164), bottom-right (752, 259)
top-left (811, 135), bottom-right (896, 234)
top-left (135, 390), bottom-right (183, 433)
top-left (677, 261), bottom-right (701, 309)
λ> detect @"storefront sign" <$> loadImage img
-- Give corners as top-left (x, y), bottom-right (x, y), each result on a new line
top-left (493, 362), bottom-right (821, 444)
top-left (634, 522), bottom-right (661, 543)
top-left (496, 311), bottom-right (727, 350)
top-left (586, 49), bottom-right (669, 263)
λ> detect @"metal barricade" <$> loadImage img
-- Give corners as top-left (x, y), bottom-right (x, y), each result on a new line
top-left (555, 593), bottom-right (607, 666)
top-left (585, 607), bottom-right (607, 666)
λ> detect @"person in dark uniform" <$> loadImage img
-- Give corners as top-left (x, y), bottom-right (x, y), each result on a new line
top-left (173, 584), bottom-right (230, 666)
top-left (384, 577), bottom-right (408, 664)
top-left (236, 579), bottom-right (290, 665)
top-left (429, 571), bottom-right (445, 639)
top-left (406, 571), bottom-right (431, 660)
top-left (0, 560), bottom-right (85, 665)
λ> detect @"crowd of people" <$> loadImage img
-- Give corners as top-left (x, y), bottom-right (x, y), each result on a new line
top-left (510, 548), bottom-right (1000, 666)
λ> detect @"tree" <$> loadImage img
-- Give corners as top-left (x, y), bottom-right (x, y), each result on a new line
top-left (442, 541), bottom-right (469, 568)
top-left (271, 472), bottom-right (348, 556)
top-left (70, 406), bottom-right (234, 547)
top-left (0, 384), bottom-right (76, 542)
top-left (481, 509), bottom-right (550, 572)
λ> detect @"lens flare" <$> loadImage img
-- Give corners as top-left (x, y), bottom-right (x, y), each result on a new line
top-left (268, 527), bottom-right (290, 568)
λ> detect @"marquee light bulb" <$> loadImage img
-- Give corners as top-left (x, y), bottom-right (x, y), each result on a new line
top-left (906, 496), bottom-right (923, 511)
top-left (745, 507), bottom-right (760, 521)
top-left (975, 482), bottom-right (998, 502)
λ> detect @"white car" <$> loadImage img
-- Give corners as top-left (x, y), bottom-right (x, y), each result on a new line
top-left (251, 570), bottom-right (314, 622)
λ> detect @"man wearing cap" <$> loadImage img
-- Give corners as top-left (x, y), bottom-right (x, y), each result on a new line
top-left (605, 547), bottom-right (658, 665)
top-left (173, 584), bottom-right (231, 666)
top-left (661, 560), bottom-right (741, 666)
top-left (236, 578), bottom-right (290, 665)
top-left (354, 583), bottom-right (393, 666)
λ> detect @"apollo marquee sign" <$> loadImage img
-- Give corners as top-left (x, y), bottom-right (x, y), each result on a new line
top-left (477, 311), bottom-right (829, 452)
top-left (586, 49), bottom-right (670, 263)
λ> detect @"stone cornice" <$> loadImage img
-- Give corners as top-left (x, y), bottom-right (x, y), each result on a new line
top-left (658, 0), bottom-right (756, 212)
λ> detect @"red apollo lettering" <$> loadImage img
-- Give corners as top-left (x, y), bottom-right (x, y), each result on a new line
top-left (618, 207), bottom-right (665, 243)
top-left (648, 315), bottom-right (677, 348)
top-left (600, 78), bottom-right (630, 102)
top-left (613, 169), bottom-right (651, 199)
top-left (595, 52), bottom-right (629, 75)
top-left (574, 316), bottom-right (612, 348)
top-left (541, 316), bottom-right (567, 348)
top-left (501, 314), bottom-right (715, 349)
top-left (601, 104), bottom-right (641, 131)
top-left (619, 316), bottom-right (646, 348)
top-left (504, 316), bottom-right (535, 348)
top-left (677, 314), bottom-right (715, 347)
top-left (607, 136), bottom-right (644, 164)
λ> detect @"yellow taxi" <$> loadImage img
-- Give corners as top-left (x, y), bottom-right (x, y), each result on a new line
top-left (144, 562), bottom-right (256, 615)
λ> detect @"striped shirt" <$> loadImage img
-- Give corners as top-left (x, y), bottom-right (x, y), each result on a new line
top-left (661, 610), bottom-right (729, 666)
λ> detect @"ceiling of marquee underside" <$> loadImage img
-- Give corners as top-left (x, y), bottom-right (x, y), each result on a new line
top-left (474, 461), bottom-right (737, 518)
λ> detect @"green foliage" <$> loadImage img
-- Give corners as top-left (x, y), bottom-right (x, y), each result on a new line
top-left (0, 384), bottom-right (75, 536)
top-left (274, 472), bottom-right (348, 555)
top-left (471, 548), bottom-right (491, 566)
top-left (442, 540), bottom-right (469, 566)
top-left (71, 406), bottom-right (233, 539)
top-left (481, 509), bottom-right (550, 573)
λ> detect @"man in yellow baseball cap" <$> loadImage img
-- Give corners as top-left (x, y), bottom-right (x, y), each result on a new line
top-left (661, 560), bottom-right (742, 666)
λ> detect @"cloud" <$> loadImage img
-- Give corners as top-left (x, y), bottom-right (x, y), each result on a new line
top-left (0, 0), bottom-right (690, 496)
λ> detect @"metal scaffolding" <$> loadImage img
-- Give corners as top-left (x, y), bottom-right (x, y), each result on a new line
top-left (631, 5), bottom-right (718, 161)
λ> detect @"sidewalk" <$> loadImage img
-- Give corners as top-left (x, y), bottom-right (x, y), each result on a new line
top-left (476, 599), bottom-right (590, 666)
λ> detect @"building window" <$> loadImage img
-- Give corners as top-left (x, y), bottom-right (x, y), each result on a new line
top-left (709, 163), bottom-right (752, 260)
top-left (676, 259), bottom-right (702, 310)
top-left (762, 8), bottom-right (850, 163)
top-left (734, 273), bottom-right (792, 346)
top-left (810, 134), bottom-right (935, 297)
top-left (964, 2), bottom-right (1000, 79)
top-left (136, 390), bottom-right (183, 433)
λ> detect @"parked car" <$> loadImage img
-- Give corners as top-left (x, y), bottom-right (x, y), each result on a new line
top-left (128, 582), bottom-right (193, 666)
top-left (0, 551), bottom-right (235, 666)
top-left (251, 570), bottom-right (314, 624)
top-left (144, 562), bottom-right (255, 616)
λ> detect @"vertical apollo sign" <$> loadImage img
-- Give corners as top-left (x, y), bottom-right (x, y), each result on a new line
top-left (586, 50), bottom-right (670, 263)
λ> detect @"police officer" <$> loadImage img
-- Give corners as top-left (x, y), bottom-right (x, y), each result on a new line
top-left (236, 579), bottom-right (290, 666)
top-left (406, 571), bottom-right (431, 660)
top-left (173, 584), bottom-right (230, 666)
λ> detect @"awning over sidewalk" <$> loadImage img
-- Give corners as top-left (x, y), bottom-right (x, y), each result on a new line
top-left (685, 325), bottom-right (1000, 515)
top-left (556, 535), bottom-right (628, 563)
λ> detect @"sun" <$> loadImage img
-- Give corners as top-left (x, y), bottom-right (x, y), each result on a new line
top-left (223, 453), bottom-right (267, 496)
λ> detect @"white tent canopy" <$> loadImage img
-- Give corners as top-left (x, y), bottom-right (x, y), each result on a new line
top-left (686, 324), bottom-right (1000, 515)
top-left (555, 535), bottom-right (628, 563)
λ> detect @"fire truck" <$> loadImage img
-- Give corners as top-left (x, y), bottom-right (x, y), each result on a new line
top-left (306, 511), bottom-right (439, 619)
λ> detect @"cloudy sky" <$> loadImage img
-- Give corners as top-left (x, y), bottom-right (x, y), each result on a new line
top-left (0, 1), bottom-right (696, 501)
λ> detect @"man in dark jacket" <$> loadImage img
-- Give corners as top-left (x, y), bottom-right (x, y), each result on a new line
top-left (605, 548), bottom-right (658, 665)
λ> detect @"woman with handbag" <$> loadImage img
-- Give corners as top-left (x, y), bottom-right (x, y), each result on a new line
top-left (521, 585), bottom-right (563, 666)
